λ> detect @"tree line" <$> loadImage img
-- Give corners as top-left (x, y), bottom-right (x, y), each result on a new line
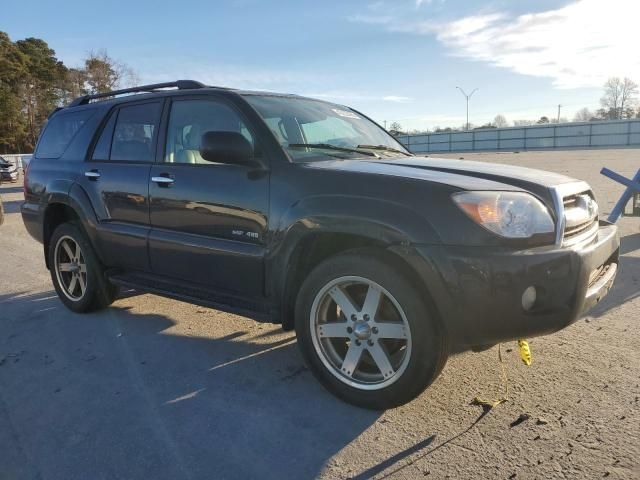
top-left (391, 77), bottom-right (640, 135)
top-left (0, 31), bottom-right (136, 154)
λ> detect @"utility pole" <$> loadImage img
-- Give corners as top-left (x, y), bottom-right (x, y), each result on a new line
top-left (557, 104), bottom-right (562, 123)
top-left (383, 120), bottom-right (387, 130)
top-left (456, 87), bottom-right (479, 131)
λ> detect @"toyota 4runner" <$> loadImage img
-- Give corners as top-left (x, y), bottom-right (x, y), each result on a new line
top-left (22, 81), bottom-right (619, 409)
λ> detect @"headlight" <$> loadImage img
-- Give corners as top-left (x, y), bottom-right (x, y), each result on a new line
top-left (452, 191), bottom-right (555, 238)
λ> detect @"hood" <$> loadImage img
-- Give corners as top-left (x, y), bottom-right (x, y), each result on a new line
top-left (386, 156), bottom-right (576, 189)
top-left (305, 154), bottom-right (578, 193)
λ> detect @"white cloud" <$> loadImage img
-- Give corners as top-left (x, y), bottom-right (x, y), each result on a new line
top-left (353, 0), bottom-right (640, 89)
top-left (382, 95), bottom-right (412, 103)
top-left (416, 0), bottom-right (443, 7)
top-left (303, 92), bottom-right (412, 103)
top-left (348, 13), bottom-right (393, 25)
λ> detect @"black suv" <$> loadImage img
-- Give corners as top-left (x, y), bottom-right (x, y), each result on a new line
top-left (22, 81), bottom-right (619, 409)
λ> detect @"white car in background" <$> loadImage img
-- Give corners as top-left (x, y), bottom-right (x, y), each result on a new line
top-left (0, 156), bottom-right (19, 183)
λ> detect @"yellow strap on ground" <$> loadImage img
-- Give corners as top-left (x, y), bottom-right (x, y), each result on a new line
top-left (472, 343), bottom-right (509, 409)
top-left (518, 339), bottom-right (532, 366)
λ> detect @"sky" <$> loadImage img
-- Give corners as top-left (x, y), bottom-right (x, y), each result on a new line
top-left (3, 0), bottom-right (639, 131)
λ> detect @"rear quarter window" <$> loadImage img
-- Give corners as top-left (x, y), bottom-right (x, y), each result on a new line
top-left (36, 110), bottom-right (95, 159)
top-left (109, 102), bottom-right (161, 162)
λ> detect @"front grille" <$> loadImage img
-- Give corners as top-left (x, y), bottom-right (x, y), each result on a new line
top-left (564, 219), bottom-right (597, 238)
top-left (561, 190), bottom-right (598, 246)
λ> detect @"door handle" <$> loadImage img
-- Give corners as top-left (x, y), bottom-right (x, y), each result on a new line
top-left (152, 175), bottom-right (174, 186)
top-left (85, 170), bottom-right (100, 180)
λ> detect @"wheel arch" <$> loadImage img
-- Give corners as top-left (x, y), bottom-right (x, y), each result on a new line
top-left (42, 184), bottom-right (103, 269)
top-left (276, 230), bottom-right (444, 334)
top-left (270, 195), bottom-right (442, 331)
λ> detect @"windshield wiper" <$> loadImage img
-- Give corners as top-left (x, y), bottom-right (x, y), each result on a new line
top-left (288, 143), bottom-right (379, 158)
top-left (357, 144), bottom-right (413, 156)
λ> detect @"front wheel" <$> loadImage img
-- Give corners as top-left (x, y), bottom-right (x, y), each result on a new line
top-left (48, 222), bottom-right (118, 313)
top-left (295, 250), bottom-right (448, 409)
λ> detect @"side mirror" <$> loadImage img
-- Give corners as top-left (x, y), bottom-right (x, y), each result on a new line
top-left (199, 131), bottom-right (257, 167)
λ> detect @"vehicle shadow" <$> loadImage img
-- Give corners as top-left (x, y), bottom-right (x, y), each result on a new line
top-left (0, 290), bottom-right (382, 480)
top-left (589, 232), bottom-right (640, 318)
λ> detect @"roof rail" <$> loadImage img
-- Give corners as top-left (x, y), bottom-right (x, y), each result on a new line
top-left (68, 80), bottom-right (206, 107)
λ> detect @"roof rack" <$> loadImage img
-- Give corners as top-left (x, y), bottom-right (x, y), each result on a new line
top-left (68, 80), bottom-right (206, 107)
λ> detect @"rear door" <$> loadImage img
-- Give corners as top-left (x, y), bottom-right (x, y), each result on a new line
top-left (148, 96), bottom-right (269, 297)
top-left (80, 100), bottom-right (163, 270)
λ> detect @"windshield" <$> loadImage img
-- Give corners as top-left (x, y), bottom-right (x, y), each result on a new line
top-left (243, 95), bottom-right (410, 162)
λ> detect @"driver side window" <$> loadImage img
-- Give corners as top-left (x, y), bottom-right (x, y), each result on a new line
top-left (165, 99), bottom-right (254, 164)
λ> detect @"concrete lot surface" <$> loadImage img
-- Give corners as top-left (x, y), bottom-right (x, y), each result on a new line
top-left (1, 149), bottom-right (639, 479)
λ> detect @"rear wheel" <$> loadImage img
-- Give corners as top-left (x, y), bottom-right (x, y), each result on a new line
top-left (295, 250), bottom-right (448, 409)
top-left (49, 222), bottom-right (118, 312)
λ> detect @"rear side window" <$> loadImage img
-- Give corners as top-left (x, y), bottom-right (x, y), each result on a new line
top-left (91, 110), bottom-right (118, 160)
top-left (109, 102), bottom-right (161, 162)
top-left (36, 110), bottom-right (95, 159)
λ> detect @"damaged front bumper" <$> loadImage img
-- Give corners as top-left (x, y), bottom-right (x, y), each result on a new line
top-left (401, 221), bottom-right (619, 347)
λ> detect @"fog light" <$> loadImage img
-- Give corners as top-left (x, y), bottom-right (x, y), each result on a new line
top-left (522, 286), bottom-right (537, 311)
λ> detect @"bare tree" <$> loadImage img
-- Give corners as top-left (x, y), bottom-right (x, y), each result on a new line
top-left (573, 107), bottom-right (594, 122)
top-left (388, 121), bottom-right (403, 132)
top-left (118, 63), bottom-right (139, 89)
top-left (84, 50), bottom-right (118, 93)
top-left (600, 77), bottom-right (638, 119)
top-left (493, 114), bottom-right (508, 128)
top-left (83, 49), bottom-right (138, 94)
top-left (619, 78), bottom-right (638, 118)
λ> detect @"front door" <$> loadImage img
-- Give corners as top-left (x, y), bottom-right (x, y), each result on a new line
top-left (80, 100), bottom-right (163, 271)
top-left (148, 97), bottom-right (269, 297)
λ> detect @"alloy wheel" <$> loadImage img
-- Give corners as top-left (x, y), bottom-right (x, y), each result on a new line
top-left (54, 235), bottom-right (88, 301)
top-left (309, 276), bottom-right (412, 390)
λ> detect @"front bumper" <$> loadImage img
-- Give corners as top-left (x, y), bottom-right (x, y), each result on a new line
top-left (403, 222), bottom-right (619, 347)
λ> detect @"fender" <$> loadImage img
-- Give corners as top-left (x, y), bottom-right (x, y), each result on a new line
top-left (275, 194), bottom-right (442, 244)
top-left (41, 181), bottom-right (106, 266)
top-left (267, 194), bottom-right (443, 318)
top-left (67, 183), bottom-right (103, 255)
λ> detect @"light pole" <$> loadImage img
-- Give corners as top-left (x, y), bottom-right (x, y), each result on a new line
top-left (456, 86), bottom-right (478, 131)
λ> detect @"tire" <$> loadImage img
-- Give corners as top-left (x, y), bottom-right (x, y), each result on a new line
top-left (48, 222), bottom-right (118, 313)
top-left (295, 250), bottom-right (448, 409)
